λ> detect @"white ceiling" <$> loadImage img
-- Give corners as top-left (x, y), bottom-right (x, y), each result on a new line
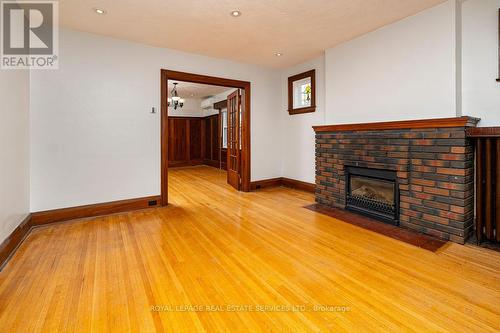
top-left (168, 80), bottom-right (232, 99)
top-left (60, 0), bottom-right (446, 68)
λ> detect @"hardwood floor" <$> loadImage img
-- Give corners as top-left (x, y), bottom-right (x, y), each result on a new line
top-left (0, 165), bottom-right (499, 332)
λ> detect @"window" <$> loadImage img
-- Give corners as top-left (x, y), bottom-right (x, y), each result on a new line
top-left (497, 9), bottom-right (500, 82)
top-left (221, 109), bottom-right (228, 149)
top-left (288, 69), bottom-right (316, 115)
top-left (293, 78), bottom-right (312, 109)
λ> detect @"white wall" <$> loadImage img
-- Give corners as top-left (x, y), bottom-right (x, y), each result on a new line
top-left (0, 70), bottom-right (30, 244)
top-left (462, 0), bottom-right (500, 126)
top-left (30, 29), bottom-right (282, 211)
top-left (325, 0), bottom-right (460, 124)
top-left (168, 98), bottom-right (203, 117)
top-left (280, 56), bottom-right (325, 184)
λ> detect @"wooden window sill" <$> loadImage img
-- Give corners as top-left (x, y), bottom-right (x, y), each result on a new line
top-left (288, 106), bottom-right (316, 115)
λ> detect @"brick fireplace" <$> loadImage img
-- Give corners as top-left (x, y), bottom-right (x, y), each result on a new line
top-left (313, 117), bottom-right (479, 244)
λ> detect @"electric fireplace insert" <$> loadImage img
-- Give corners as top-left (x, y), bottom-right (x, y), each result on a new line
top-left (345, 166), bottom-right (399, 225)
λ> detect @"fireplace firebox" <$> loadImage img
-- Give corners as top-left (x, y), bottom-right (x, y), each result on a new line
top-left (345, 166), bottom-right (399, 225)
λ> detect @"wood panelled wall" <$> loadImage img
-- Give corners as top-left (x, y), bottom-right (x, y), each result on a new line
top-left (168, 115), bottom-right (225, 169)
top-left (203, 114), bottom-right (226, 169)
top-left (467, 127), bottom-right (500, 244)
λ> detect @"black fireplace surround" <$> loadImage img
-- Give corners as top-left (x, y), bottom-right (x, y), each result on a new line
top-left (345, 166), bottom-right (399, 225)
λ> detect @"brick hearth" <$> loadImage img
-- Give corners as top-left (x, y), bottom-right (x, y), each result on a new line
top-left (313, 117), bottom-right (479, 244)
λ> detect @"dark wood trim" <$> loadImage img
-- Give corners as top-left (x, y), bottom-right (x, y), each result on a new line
top-left (161, 70), bottom-right (251, 206)
top-left (161, 70), bottom-right (169, 205)
top-left (0, 214), bottom-right (32, 270)
top-left (288, 106), bottom-right (316, 115)
top-left (220, 148), bottom-right (228, 170)
top-left (304, 204), bottom-right (446, 252)
top-left (250, 178), bottom-right (282, 190)
top-left (186, 117), bottom-right (191, 162)
top-left (467, 127), bottom-right (500, 137)
top-left (168, 116), bottom-right (204, 120)
top-left (203, 159), bottom-right (225, 169)
top-left (211, 103), bottom-right (231, 167)
top-left (281, 177), bottom-right (315, 193)
top-left (313, 116), bottom-right (480, 133)
top-left (250, 177), bottom-right (315, 193)
top-left (169, 160), bottom-right (204, 168)
top-left (163, 70), bottom-right (250, 88)
top-left (201, 116), bottom-right (206, 161)
top-left (497, 9), bottom-right (500, 82)
top-left (168, 115), bottom-right (218, 120)
top-left (31, 196), bottom-right (161, 226)
top-left (288, 69), bottom-right (316, 115)
top-left (204, 114), bottom-right (219, 120)
top-left (213, 99), bottom-right (227, 110)
top-left (242, 86), bottom-right (251, 192)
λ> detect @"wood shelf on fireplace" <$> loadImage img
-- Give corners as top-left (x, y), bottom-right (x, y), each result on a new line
top-left (313, 116), bottom-right (480, 133)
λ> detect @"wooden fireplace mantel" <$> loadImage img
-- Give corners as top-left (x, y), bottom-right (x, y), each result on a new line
top-left (313, 116), bottom-right (480, 133)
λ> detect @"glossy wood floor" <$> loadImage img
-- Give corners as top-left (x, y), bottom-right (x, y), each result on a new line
top-left (0, 166), bottom-right (499, 332)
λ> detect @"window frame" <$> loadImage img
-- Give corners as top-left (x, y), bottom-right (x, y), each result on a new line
top-left (221, 108), bottom-right (228, 149)
top-left (288, 69), bottom-right (316, 115)
top-left (497, 9), bottom-right (500, 82)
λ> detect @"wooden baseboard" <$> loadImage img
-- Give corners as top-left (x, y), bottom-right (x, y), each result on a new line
top-left (250, 178), bottom-right (282, 190)
top-left (250, 177), bottom-right (315, 193)
top-left (281, 177), bottom-right (315, 193)
top-left (169, 160), bottom-right (227, 170)
top-left (169, 160), bottom-right (204, 168)
top-left (203, 159), bottom-right (227, 170)
top-left (0, 214), bottom-right (32, 270)
top-left (31, 195), bottom-right (162, 226)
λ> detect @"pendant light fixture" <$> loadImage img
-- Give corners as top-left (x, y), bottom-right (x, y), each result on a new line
top-left (167, 83), bottom-right (185, 110)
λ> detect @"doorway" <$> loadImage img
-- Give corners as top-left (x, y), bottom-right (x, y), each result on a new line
top-left (160, 70), bottom-right (251, 206)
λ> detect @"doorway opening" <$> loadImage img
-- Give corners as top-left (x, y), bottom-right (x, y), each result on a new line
top-left (160, 70), bottom-right (251, 206)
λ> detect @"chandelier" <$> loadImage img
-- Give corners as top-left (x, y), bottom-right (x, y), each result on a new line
top-left (167, 83), bottom-right (185, 110)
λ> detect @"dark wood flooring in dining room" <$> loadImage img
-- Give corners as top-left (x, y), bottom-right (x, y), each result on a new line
top-left (0, 166), bottom-right (499, 332)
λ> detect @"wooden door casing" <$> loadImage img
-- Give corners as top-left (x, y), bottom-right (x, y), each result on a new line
top-left (227, 90), bottom-right (240, 190)
top-left (161, 69), bottom-right (251, 206)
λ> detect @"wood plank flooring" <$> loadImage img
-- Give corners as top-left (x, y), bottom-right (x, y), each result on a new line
top-left (0, 166), bottom-right (499, 332)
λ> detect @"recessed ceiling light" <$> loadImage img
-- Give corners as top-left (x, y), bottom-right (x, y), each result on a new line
top-left (93, 8), bottom-right (106, 15)
top-left (230, 10), bottom-right (241, 17)
top-left (274, 52), bottom-right (283, 57)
